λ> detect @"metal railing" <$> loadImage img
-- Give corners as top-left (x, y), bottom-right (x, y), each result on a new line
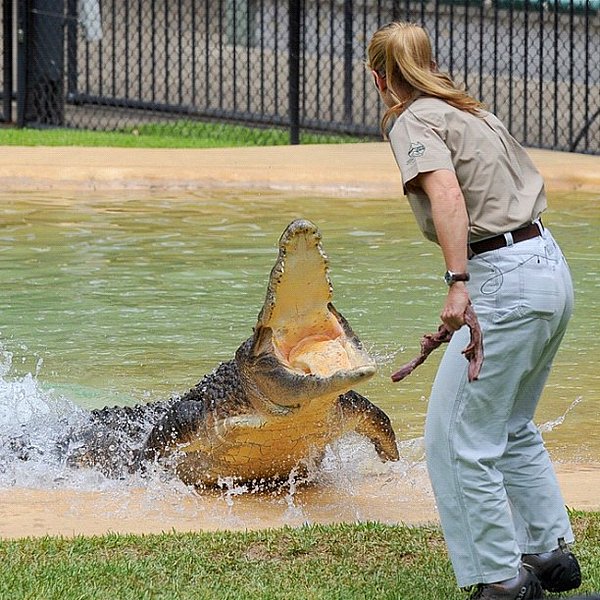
top-left (1, 0), bottom-right (598, 154)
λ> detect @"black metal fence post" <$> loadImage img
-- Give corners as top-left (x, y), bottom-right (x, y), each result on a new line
top-left (66, 0), bottom-right (78, 99)
top-left (15, 0), bottom-right (28, 127)
top-left (20, 0), bottom-right (66, 125)
top-left (343, 0), bottom-right (353, 124)
top-left (2, 0), bottom-right (13, 122)
top-left (288, 0), bottom-right (301, 145)
top-left (2, 2), bottom-right (11, 121)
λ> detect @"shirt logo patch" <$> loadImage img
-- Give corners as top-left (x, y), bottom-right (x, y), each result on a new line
top-left (408, 142), bottom-right (426, 158)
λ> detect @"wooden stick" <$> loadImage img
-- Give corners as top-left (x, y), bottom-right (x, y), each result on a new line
top-left (391, 304), bottom-right (484, 383)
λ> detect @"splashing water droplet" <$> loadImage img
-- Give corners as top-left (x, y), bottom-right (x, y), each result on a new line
top-left (539, 396), bottom-right (584, 433)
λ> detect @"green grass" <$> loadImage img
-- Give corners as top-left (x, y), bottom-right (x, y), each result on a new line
top-left (0, 120), bottom-right (368, 149)
top-left (0, 513), bottom-right (598, 600)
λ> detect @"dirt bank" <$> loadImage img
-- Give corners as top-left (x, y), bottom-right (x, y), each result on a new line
top-left (0, 144), bottom-right (599, 194)
top-left (1, 463), bottom-right (598, 539)
top-left (1, 463), bottom-right (598, 540)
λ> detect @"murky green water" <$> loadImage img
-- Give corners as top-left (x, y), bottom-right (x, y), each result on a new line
top-left (0, 189), bottom-right (598, 462)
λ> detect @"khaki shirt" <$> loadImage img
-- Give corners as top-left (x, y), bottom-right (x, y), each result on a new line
top-left (388, 96), bottom-right (547, 244)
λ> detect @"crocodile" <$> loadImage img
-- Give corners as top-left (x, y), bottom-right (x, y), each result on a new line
top-left (66, 219), bottom-right (399, 487)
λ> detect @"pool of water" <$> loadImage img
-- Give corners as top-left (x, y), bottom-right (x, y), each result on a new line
top-left (0, 188), bottom-right (598, 478)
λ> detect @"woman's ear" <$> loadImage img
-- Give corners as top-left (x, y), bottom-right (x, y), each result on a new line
top-left (371, 70), bottom-right (387, 92)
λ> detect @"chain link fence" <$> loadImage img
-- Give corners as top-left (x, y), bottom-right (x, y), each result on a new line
top-left (1, 0), bottom-right (599, 153)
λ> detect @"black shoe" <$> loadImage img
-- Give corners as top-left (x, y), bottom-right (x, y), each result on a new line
top-left (522, 538), bottom-right (582, 593)
top-left (469, 566), bottom-right (543, 599)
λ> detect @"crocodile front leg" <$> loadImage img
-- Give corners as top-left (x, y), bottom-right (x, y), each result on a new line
top-left (337, 390), bottom-right (399, 462)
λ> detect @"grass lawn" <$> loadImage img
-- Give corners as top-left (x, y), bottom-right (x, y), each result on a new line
top-left (0, 120), bottom-right (368, 149)
top-left (0, 513), bottom-right (598, 599)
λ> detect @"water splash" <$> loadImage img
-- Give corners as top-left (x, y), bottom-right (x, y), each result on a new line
top-left (0, 349), bottom-right (92, 488)
top-left (539, 396), bottom-right (584, 434)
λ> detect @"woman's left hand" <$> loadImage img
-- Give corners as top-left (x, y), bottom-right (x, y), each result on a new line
top-left (441, 283), bottom-right (471, 331)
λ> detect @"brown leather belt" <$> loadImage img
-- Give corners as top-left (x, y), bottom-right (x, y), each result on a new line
top-left (469, 221), bottom-right (542, 256)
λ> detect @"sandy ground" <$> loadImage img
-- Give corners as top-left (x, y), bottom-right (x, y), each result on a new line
top-left (0, 143), bottom-right (599, 196)
top-left (0, 143), bottom-right (598, 539)
top-left (1, 463), bottom-right (599, 540)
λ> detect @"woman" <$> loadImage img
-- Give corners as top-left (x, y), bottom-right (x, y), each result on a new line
top-left (367, 22), bottom-right (582, 599)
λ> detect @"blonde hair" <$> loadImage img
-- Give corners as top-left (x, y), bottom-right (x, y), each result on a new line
top-left (366, 22), bottom-right (484, 135)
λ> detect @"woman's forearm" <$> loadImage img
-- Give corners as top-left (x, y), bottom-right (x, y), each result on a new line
top-left (418, 169), bottom-right (471, 331)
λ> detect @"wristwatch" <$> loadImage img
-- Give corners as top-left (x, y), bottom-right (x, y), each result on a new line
top-left (444, 270), bottom-right (470, 286)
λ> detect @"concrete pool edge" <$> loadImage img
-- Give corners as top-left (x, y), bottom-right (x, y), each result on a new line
top-left (0, 143), bottom-right (599, 195)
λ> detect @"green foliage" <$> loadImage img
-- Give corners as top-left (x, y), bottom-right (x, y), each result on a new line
top-left (0, 515), bottom-right (599, 600)
top-left (0, 121), bottom-right (367, 149)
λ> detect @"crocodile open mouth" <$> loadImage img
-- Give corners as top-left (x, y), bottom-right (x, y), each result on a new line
top-left (250, 219), bottom-right (376, 389)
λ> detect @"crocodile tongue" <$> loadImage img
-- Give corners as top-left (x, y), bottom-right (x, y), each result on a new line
top-left (244, 219), bottom-right (376, 408)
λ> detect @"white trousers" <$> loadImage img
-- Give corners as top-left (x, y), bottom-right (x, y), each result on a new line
top-left (425, 227), bottom-right (575, 588)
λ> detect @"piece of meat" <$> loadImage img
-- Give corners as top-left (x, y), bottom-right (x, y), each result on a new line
top-left (391, 304), bottom-right (484, 383)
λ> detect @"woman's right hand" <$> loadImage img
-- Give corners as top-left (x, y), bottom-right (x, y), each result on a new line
top-left (441, 283), bottom-right (471, 331)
